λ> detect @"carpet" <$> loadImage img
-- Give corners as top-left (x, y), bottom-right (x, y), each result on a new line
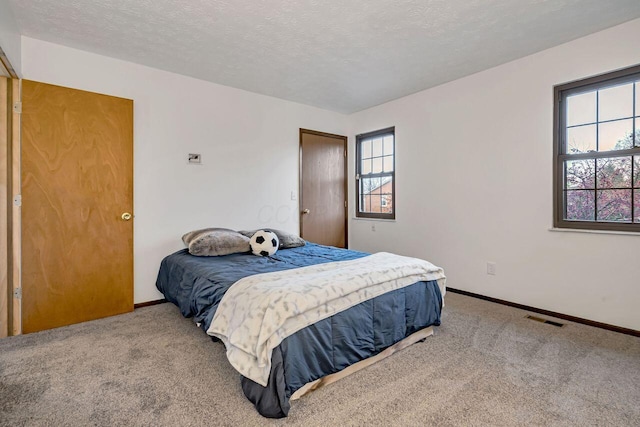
top-left (1, 293), bottom-right (639, 426)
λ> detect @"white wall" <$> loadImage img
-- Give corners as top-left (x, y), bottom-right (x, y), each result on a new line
top-left (0, 1), bottom-right (21, 75)
top-left (348, 18), bottom-right (640, 330)
top-left (20, 37), bottom-right (348, 303)
top-left (19, 19), bottom-right (640, 329)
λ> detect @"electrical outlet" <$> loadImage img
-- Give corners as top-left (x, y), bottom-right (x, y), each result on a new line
top-left (487, 262), bottom-right (497, 275)
top-left (290, 191), bottom-right (297, 201)
top-left (371, 224), bottom-right (376, 232)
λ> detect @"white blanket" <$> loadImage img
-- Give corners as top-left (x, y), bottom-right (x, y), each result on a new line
top-left (207, 252), bottom-right (446, 386)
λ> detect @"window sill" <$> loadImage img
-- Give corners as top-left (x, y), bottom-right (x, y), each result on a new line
top-left (352, 217), bottom-right (396, 223)
top-left (548, 227), bottom-right (639, 237)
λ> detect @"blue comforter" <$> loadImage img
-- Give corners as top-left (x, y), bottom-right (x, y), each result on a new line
top-left (156, 243), bottom-right (442, 418)
top-left (156, 243), bottom-right (368, 332)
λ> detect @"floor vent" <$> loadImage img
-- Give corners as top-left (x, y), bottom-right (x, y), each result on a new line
top-left (526, 315), bottom-right (564, 327)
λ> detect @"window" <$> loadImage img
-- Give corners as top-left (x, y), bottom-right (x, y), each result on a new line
top-left (554, 65), bottom-right (640, 232)
top-left (356, 127), bottom-right (395, 219)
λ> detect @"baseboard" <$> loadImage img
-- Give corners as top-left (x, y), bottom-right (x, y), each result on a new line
top-left (134, 299), bottom-right (167, 309)
top-left (447, 288), bottom-right (639, 338)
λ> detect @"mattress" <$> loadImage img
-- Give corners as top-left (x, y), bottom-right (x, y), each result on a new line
top-left (156, 243), bottom-right (443, 417)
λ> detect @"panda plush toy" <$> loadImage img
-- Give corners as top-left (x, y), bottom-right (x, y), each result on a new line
top-left (250, 230), bottom-right (279, 257)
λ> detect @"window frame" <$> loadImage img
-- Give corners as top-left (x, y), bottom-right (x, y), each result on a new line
top-left (355, 127), bottom-right (396, 220)
top-left (553, 64), bottom-right (640, 233)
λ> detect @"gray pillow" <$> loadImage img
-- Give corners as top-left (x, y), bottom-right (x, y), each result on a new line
top-left (238, 228), bottom-right (305, 249)
top-left (182, 228), bottom-right (250, 256)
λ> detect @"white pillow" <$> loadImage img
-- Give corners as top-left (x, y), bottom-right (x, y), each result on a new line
top-left (182, 228), bottom-right (250, 256)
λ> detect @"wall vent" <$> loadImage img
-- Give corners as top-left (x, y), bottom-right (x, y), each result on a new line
top-left (526, 315), bottom-right (564, 327)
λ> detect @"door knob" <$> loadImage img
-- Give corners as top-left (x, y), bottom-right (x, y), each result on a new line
top-left (302, 209), bottom-right (310, 215)
top-left (121, 212), bottom-right (132, 221)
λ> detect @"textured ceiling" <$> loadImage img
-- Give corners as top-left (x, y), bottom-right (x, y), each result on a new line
top-left (7, 0), bottom-right (640, 113)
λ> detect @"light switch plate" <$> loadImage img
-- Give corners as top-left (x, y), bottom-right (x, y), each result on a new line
top-left (188, 153), bottom-right (202, 164)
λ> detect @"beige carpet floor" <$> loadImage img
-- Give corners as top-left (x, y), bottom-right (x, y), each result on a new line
top-left (1, 292), bottom-right (639, 426)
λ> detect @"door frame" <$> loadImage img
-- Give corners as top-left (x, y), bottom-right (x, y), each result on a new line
top-left (10, 78), bottom-right (20, 336)
top-left (299, 128), bottom-right (348, 248)
top-left (0, 77), bottom-right (21, 337)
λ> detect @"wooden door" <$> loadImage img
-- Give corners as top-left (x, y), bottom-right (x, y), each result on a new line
top-left (21, 80), bottom-right (134, 333)
top-left (300, 129), bottom-right (348, 248)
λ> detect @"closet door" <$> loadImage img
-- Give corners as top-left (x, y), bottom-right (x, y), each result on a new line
top-left (21, 80), bottom-right (134, 333)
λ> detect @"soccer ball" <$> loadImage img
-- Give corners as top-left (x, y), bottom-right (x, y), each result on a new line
top-left (250, 230), bottom-right (279, 257)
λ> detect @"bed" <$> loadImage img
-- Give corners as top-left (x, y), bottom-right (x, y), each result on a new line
top-left (156, 242), bottom-right (445, 418)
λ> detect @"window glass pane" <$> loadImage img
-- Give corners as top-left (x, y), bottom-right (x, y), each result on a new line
top-left (359, 176), bottom-right (393, 213)
top-left (383, 136), bottom-right (394, 156)
top-left (372, 138), bottom-right (383, 157)
top-left (380, 177), bottom-right (393, 214)
top-left (383, 155), bottom-right (394, 172)
top-left (371, 181), bottom-right (382, 195)
top-left (634, 156), bottom-right (640, 187)
top-left (566, 124), bottom-right (596, 153)
top-left (566, 91), bottom-right (596, 126)
top-left (360, 176), bottom-right (393, 213)
top-left (381, 195), bottom-right (392, 213)
top-left (565, 190), bottom-right (594, 220)
top-left (379, 177), bottom-right (392, 194)
top-left (359, 184), bottom-right (371, 212)
top-left (596, 189), bottom-right (632, 222)
top-left (372, 157), bottom-right (383, 173)
top-left (636, 119), bottom-right (640, 147)
top-left (635, 191), bottom-right (640, 223)
top-left (369, 195), bottom-right (382, 213)
top-left (598, 119), bottom-right (633, 151)
top-left (598, 83), bottom-right (633, 121)
top-left (361, 139), bottom-right (372, 159)
top-left (565, 159), bottom-right (595, 189)
top-left (361, 158), bottom-right (372, 174)
top-left (359, 193), bottom-right (369, 212)
top-left (361, 176), bottom-right (382, 197)
top-left (596, 157), bottom-right (632, 188)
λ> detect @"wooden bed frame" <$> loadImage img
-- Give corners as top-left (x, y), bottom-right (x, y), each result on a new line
top-left (290, 326), bottom-right (434, 400)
